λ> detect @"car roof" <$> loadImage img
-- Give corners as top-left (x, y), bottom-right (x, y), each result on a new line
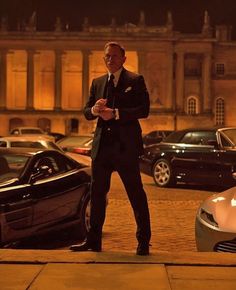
top-left (0, 147), bottom-right (51, 156)
top-left (0, 136), bottom-right (53, 142)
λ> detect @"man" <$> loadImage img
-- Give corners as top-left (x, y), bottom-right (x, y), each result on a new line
top-left (70, 41), bottom-right (151, 255)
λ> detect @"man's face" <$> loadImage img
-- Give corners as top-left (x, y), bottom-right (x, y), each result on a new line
top-left (103, 45), bottom-right (126, 73)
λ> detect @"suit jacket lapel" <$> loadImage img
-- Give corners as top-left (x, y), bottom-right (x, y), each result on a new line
top-left (116, 68), bottom-right (126, 89)
top-left (101, 75), bottom-right (108, 99)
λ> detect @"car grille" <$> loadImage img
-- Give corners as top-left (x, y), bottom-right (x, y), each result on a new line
top-left (214, 239), bottom-right (236, 252)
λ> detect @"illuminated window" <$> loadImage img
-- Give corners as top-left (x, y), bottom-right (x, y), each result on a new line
top-left (215, 98), bottom-right (225, 125)
top-left (187, 96), bottom-right (198, 115)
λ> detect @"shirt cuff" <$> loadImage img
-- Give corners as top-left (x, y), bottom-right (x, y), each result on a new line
top-left (91, 106), bottom-right (99, 116)
top-left (113, 108), bottom-right (119, 120)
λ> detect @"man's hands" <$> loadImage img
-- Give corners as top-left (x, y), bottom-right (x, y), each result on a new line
top-left (92, 99), bottom-right (115, 121)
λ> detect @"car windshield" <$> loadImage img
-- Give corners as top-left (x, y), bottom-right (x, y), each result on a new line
top-left (221, 128), bottom-right (236, 146)
top-left (0, 153), bottom-right (29, 182)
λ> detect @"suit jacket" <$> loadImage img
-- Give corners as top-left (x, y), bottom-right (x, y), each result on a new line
top-left (83, 68), bottom-right (150, 160)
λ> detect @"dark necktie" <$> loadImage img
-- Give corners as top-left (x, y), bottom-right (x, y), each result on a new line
top-left (107, 74), bottom-right (115, 108)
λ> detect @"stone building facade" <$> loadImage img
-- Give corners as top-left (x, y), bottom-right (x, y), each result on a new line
top-left (0, 11), bottom-right (235, 136)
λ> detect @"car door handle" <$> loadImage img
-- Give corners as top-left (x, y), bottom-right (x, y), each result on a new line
top-left (3, 197), bottom-right (33, 211)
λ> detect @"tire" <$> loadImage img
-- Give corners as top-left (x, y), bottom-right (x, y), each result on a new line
top-left (152, 159), bottom-right (175, 187)
top-left (77, 194), bottom-right (91, 240)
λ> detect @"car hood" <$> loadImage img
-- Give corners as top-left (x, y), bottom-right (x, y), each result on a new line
top-left (201, 186), bottom-right (236, 231)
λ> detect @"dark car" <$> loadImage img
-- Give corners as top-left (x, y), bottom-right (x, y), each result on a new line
top-left (140, 127), bottom-right (236, 188)
top-left (142, 130), bottom-right (173, 147)
top-left (0, 147), bottom-right (91, 246)
top-left (57, 135), bottom-right (93, 156)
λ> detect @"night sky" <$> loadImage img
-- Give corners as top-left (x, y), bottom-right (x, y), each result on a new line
top-left (1, 0), bottom-right (236, 38)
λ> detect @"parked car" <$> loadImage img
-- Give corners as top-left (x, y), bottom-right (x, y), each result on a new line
top-left (0, 135), bottom-right (91, 167)
top-left (0, 147), bottom-right (91, 246)
top-left (195, 183), bottom-right (236, 252)
top-left (142, 130), bottom-right (173, 147)
top-left (0, 136), bottom-right (62, 151)
top-left (47, 132), bottom-right (65, 142)
top-left (57, 135), bottom-right (93, 156)
top-left (139, 127), bottom-right (236, 188)
top-left (10, 127), bottom-right (55, 141)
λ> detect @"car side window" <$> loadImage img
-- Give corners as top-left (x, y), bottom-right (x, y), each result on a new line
top-left (181, 132), bottom-right (203, 144)
top-left (33, 156), bottom-right (59, 179)
top-left (181, 131), bottom-right (217, 145)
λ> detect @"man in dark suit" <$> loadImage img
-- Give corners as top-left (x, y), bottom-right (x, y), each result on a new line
top-left (70, 41), bottom-right (151, 255)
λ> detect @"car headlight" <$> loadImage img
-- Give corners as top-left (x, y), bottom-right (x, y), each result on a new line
top-left (199, 208), bottom-right (219, 228)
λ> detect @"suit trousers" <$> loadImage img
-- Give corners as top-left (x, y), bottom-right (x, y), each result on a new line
top-left (87, 138), bottom-right (151, 246)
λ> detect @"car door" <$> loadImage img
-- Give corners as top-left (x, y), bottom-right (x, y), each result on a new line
top-left (30, 153), bottom-right (89, 227)
top-left (0, 184), bottom-right (34, 242)
top-left (171, 131), bottom-right (219, 184)
top-left (171, 143), bottom-right (209, 183)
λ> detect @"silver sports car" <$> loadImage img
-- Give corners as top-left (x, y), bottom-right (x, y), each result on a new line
top-left (195, 184), bottom-right (236, 252)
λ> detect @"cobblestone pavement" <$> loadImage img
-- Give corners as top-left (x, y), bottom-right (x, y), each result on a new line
top-left (10, 172), bottom-right (216, 252)
top-left (101, 172), bottom-right (215, 254)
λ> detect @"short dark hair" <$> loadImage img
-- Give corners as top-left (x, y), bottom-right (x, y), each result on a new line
top-left (104, 41), bottom-right (125, 57)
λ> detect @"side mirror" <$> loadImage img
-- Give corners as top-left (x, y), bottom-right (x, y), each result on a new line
top-left (30, 165), bottom-right (52, 183)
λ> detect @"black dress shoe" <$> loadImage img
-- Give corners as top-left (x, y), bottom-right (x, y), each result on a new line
top-left (70, 240), bottom-right (101, 252)
top-left (136, 243), bottom-right (150, 256)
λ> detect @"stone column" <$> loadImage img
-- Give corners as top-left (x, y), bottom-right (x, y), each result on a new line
top-left (175, 51), bottom-right (185, 112)
top-left (81, 50), bottom-right (90, 107)
top-left (202, 52), bottom-right (211, 113)
top-left (26, 49), bottom-right (35, 110)
top-left (54, 49), bottom-right (63, 111)
top-left (137, 50), bottom-right (146, 75)
top-left (0, 49), bottom-right (7, 110)
top-left (166, 49), bottom-right (174, 109)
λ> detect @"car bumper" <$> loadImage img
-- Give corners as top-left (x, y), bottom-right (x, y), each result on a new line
top-left (195, 215), bottom-right (236, 252)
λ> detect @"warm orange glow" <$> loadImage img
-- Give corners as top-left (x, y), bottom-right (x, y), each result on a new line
top-left (62, 51), bottom-right (83, 109)
top-left (7, 50), bottom-right (27, 109)
top-left (34, 50), bottom-right (55, 110)
top-left (89, 50), bottom-right (138, 86)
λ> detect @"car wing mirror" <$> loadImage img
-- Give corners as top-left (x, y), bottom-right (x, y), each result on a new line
top-left (30, 165), bottom-right (52, 183)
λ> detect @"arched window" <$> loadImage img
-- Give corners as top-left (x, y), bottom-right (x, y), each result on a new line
top-left (9, 118), bottom-right (24, 132)
top-left (38, 118), bottom-right (51, 133)
top-left (187, 96), bottom-right (198, 115)
top-left (215, 98), bottom-right (225, 125)
top-left (67, 118), bottom-right (79, 134)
